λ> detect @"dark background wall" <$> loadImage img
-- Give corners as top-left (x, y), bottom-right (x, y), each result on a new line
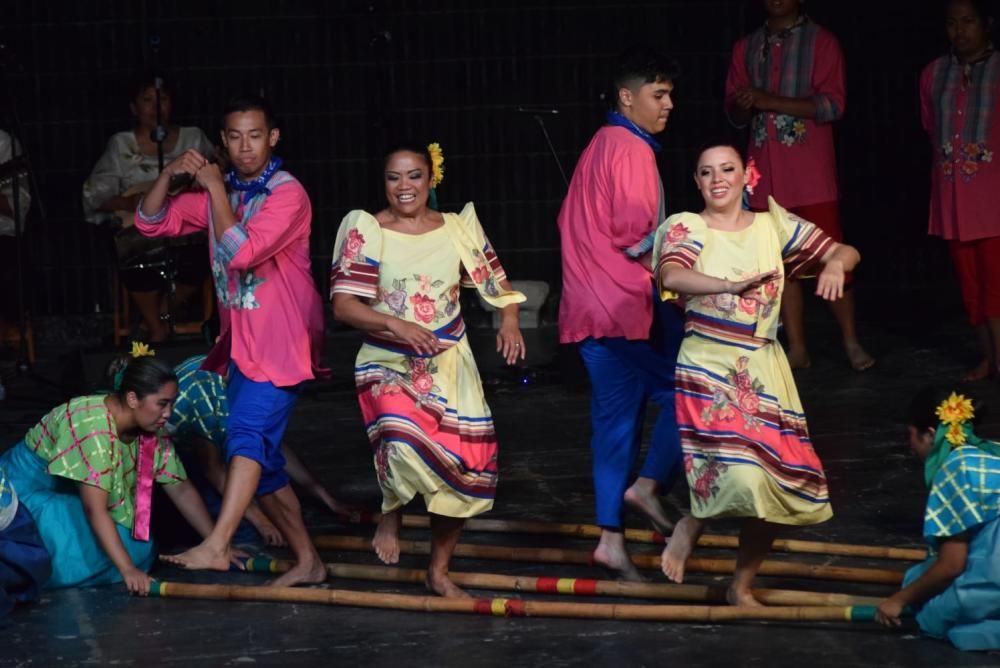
top-left (3, 0), bottom-right (954, 318)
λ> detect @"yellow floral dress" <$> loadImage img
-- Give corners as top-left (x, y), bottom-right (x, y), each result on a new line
top-left (330, 203), bottom-right (524, 518)
top-left (652, 197), bottom-right (835, 525)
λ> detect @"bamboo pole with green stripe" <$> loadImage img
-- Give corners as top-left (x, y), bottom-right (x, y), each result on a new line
top-left (311, 535), bottom-right (905, 586)
top-left (340, 512), bottom-right (926, 561)
top-left (149, 581), bottom-right (891, 624)
top-left (244, 558), bottom-right (883, 607)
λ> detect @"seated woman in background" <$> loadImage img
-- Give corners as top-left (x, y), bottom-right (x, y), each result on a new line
top-left (0, 347), bottom-right (231, 595)
top-left (82, 72), bottom-right (214, 342)
top-left (876, 387), bottom-right (1000, 651)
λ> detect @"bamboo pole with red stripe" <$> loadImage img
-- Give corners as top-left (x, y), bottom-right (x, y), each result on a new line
top-left (340, 511), bottom-right (926, 561)
top-left (311, 535), bottom-right (905, 586)
top-left (244, 558), bottom-right (883, 607)
top-left (149, 581), bottom-right (889, 623)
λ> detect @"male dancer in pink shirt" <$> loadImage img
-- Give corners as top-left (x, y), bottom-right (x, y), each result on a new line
top-left (137, 96), bottom-right (326, 586)
top-left (558, 47), bottom-right (684, 580)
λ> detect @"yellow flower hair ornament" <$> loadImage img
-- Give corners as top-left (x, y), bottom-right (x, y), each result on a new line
top-left (113, 341), bottom-right (156, 391)
top-left (427, 142), bottom-right (445, 188)
top-left (924, 391), bottom-right (996, 486)
top-left (130, 341), bottom-right (156, 358)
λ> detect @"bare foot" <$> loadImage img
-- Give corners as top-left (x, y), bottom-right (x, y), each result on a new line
top-left (425, 571), bottom-right (471, 598)
top-left (726, 585), bottom-right (763, 607)
top-left (623, 484), bottom-right (674, 534)
top-left (372, 510), bottom-right (401, 565)
top-left (962, 359), bottom-right (995, 382)
top-left (845, 343), bottom-right (875, 371)
top-left (266, 556), bottom-right (327, 587)
top-left (786, 347), bottom-right (811, 370)
top-left (160, 543), bottom-right (232, 572)
top-left (592, 541), bottom-right (647, 583)
top-left (660, 516), bottom-right (703, 583)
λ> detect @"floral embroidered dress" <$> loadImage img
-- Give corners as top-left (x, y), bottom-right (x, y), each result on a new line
top-left (0, 396), bottom-right (186, 587)
top-left (330, 203), bottom-right (524, 518)
top-left (652, 198), bottom-right (835, 525)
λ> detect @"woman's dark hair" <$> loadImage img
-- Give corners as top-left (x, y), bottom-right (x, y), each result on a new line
top-left (128, 70), bottom-right (173, 103)
top-left (383, 143), bottom-right (433, 172)
top-left (692, 139), bottom-right (747, 171)
top-left (106, 355), bottom-right (177, 400)
top-left (222, 94), bottom-right (279, 130)
top-left (907, 385), bottom-right (987, 431)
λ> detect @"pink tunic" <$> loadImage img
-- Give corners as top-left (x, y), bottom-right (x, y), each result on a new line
top-left (136, 173), bottom-right (325, 387)
top-left (557, 126), bottom-right (660, 343)
top-left (725, 23), bottom-right (845, 210)
top-left (921, 53), bottom-right (1000, 242)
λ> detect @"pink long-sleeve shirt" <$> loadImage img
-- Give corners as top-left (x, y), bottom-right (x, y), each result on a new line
top-left (136, 172), bottom-right (325, 387)
top-left (557, 126), bottom-right (660, 343)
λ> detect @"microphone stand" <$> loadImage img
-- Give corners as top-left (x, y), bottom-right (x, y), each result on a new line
top-left (517, 107), bottom-right (568, 188)
top-left (150, 37), bottom-right (166, 171)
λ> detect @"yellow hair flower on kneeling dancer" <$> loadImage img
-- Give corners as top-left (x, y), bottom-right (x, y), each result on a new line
top-left (427, 142), bottom-right (445, 188)
top-left (130, 341), bottom-right (156, 358)
top-left (945, 422), bottom-right (967, 446)
top-left (935, 391), bottom-right (974, 427)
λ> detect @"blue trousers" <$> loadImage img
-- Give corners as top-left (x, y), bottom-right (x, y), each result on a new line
top-left (226, 364), bottom-right (301, 496)
top-left (579, 298), bottom-right (684, 529)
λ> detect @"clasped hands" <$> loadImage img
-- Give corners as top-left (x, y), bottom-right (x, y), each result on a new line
top-left (165, 149), bottom-right (223, 190)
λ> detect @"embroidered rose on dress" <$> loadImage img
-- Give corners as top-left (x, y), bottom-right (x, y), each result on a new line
top-left (412, 372), bottom-right (434, 394)
top-left (689, 456), bottom-right (729, 503)
top-left (410, 293), bottom-right (438, 323)
top-left (666, 222), bottom-right (690, 244)
top-left (470, 266), bottom-right (490, 285)
top-left (340, 228), bottom-right (366, 275)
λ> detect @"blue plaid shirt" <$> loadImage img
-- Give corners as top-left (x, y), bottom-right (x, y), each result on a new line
top-left (168, 355), bottom-right (229, 447)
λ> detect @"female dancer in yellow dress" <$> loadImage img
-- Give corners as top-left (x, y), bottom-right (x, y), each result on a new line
top-left (654, 141), bottom-right (861, 605)
top-left (331, 143), bottom-right (525, 597)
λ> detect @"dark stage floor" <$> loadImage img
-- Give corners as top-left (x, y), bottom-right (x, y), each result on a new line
top-left (2, 283), bottom-right (1000, 667)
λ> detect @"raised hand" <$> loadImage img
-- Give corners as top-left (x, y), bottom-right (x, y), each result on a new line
top-left (193, 162), bottom-right (225, 190)
top-left (165, 149), bottom-right (209, 179)
top-left (387, 318), bottom-right (440, 356)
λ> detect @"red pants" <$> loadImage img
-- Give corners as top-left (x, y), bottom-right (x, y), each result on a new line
top-left (950, 236), bottom-right (1000, 327)
top-left (788, 201), bottom-right (852, 285)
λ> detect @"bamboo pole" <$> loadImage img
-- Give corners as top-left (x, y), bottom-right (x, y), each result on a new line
top-left (149, 581), bottom-right (887, 623)
top-left (342, 512), bottom-right (927, 561)
top-left (245, 558), bottom-right (883, 607)
top-left (312, 535), bottom-right (904, 586)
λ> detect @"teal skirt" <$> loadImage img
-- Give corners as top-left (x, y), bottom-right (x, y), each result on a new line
top-left (0, 441), bottom-right (155, 589)
top-left (905, 516), bottom-right (1000, 651)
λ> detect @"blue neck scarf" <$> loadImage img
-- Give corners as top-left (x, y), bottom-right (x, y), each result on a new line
top-left (227, 156), bottom-right (283, 205)
top-left (606, 111), bottom-right (662, 152)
